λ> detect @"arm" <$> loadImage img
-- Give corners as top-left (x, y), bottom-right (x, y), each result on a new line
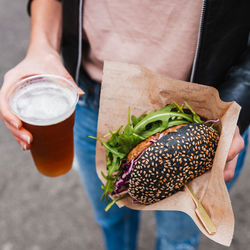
top-left (28, 0), bottom-right (62, 55)
top-left (0, 0), bottom-right (82, 150)
top-left (218, 45), bottom-right (250, 135)
top-left (218, 45), bottom-right (250, 182)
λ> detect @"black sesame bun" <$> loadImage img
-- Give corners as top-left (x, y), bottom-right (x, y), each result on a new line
top-left (128, 123), bottom-right (219, 205)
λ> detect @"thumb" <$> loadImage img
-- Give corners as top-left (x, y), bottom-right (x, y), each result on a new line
top-left (77, 87), bottom-right (84, 97)
top-left (60, 74), bottom-right (84, 97)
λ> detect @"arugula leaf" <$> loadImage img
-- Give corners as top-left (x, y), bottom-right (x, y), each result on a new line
top-left (89, 136), bottom-right (126, 159)
top-left (133, 112), bottom-right (193, 134)
top-left (131, 113), bottom-right (147, 127)
top-left (173, 101), bottom-right (184, 113)
top-left (105, 195), bottom-right (127, 212)
top-left (184, 101), bottom-right (203, 123)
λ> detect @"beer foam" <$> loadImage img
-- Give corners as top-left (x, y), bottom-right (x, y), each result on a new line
top-left (10, 82), bottom-right (77, 125)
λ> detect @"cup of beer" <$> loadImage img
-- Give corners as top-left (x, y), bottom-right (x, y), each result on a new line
top-left (8, 74), bottom-right (79, 177)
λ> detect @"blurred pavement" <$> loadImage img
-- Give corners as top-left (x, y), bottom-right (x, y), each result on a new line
top-left (0, 1), bottom-right (250, 250)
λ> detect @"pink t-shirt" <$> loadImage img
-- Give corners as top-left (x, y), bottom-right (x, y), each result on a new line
top-left (82, 0), bottom-right (202, 82)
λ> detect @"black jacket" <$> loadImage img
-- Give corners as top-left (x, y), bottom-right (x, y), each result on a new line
top-left (28, 0), bottom-right (250, 133)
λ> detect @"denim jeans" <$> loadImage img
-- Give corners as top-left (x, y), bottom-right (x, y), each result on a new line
top-left (73, 71), bottom-right (249, 250)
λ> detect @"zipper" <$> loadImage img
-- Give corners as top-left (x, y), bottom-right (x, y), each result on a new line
top-left (75, 0), bottom-right (84, 83)
top-left (190, 0), bottom-right (207, 82)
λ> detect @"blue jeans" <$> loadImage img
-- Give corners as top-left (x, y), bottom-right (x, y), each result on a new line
top-left (74, 71), bottom-right (249, 250)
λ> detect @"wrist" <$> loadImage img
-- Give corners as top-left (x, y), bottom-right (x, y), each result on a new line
top-left (29, 26), bottom-right (62, 54)
top-left (27, 40), bottom-right (60, 59)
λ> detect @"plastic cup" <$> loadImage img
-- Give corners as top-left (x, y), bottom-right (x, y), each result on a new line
top-left (8, 74), bottom-right (79, 177)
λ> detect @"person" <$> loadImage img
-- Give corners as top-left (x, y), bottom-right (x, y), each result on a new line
top-left (0, 0), bottom-right (249, 249)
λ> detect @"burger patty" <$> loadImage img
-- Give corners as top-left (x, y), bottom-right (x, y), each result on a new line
top-left (128, 123), bottom-right (219, 205)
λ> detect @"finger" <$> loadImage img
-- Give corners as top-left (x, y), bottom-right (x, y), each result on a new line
top-left (0, 74), bottom-right (23, 129)
top-left (77, 87), bottom-right (84, 97)
top-left (13, 136), bottom-right (31, 151)
top-left (0, 93), bottom-right (22, 129)
top-left (0, 107), bottom-right (22, 129)
top-left (226, 126), bottom-right (245, 162)
top-left (5, 122), bottom-right (33, 145)
top-left (62, 74), bottom-right (85, 97)
top-left (224, 155), bottom-right (239, 182)
top-left (18, 74), bottom-right (39, 81)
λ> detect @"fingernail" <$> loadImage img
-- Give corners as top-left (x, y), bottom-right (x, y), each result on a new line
top-left (21, 143), bottom-right (27, 151)
top-left (78, 88), bottom-right (85, 95)
top-left (11, 120), bottom-right (19, 129)
top-left (21, 134), bottom-right (31, 144)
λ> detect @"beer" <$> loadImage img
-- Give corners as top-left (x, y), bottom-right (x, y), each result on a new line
top-left (9, 75), bottom-right (79, 177)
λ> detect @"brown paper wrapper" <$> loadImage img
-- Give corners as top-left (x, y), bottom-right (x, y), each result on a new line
top-left (96, 61), bottom-right (241, 246)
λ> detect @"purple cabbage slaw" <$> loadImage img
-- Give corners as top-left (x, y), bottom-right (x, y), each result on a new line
top-left (113, 132), bottom-right (164, 195)
top-left (113, 149), bottom-right (146, 195)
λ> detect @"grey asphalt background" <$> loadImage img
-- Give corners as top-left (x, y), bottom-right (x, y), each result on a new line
top-left (0, 1), bottom-right (250, 250)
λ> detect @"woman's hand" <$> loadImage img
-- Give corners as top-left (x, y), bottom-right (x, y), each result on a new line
top-left (224, 126), bottom-right (245, 182)
top-left (0, 47), bottom-right (83, 151)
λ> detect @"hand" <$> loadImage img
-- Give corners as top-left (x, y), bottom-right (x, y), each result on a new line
top-left (0, 47), bottom-right (83, 151)
top-left (224, 126), bottom-right (245, 182)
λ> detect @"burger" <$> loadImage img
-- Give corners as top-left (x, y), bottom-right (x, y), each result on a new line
top-left (91, 102), bottom-right (219, 211)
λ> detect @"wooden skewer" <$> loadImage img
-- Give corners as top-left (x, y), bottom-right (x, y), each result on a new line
top-left (185, 184), bottom-right (216, 235)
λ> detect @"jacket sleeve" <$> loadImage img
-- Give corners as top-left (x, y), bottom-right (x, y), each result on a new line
top-left (27, 0), bottom-right (62, 15)
top-left (218, 45), bottom-right (250, 134)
